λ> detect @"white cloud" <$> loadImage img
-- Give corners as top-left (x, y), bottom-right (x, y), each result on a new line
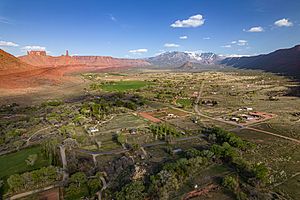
top-left (171, 14), bottom-right (205, 28)
top-left (274, 18), bottom-right (293, 27)
top-left (21, 45), bottom-right (46, 51)
top-left (0, 40), bottom-right (19, 47)
top-left (203, 37), bottom-right (210, 40)
top-left (221, 45), bottom-right (232, 48)
top-left (224, 40), bottom-right (248, 48)
top-left (179, 35), bottom-right (188, 39)
top-left (246, 26), bottom-right (264, 32)
top-left (0, 16), bottom-right (12, 24)
top-left (109, 14), bottom-right (117, 22)
top-left (220, 54), bottom-right (251, 58)
top-left (237, 40), bottom-right (248, 46)
top-left (164, 43), bottom-right (180, 48)
top-left (129, 48), bottom-right (148, 54)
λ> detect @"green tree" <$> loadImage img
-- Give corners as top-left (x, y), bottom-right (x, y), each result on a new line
top-left (116, 133), bottom-right (126, 145)
top-left (7, 174), bottom-right (25, 192)
top-left (25, 154), bottom-right (38, 166)
top-left (222, 175), bottom-right (238, 191)
top-left (115, 181), bottom-right (146, 200)
top-left (69, 172), bottom-right (88, 187)
top-left (252, 163), bottom-right (269, 183)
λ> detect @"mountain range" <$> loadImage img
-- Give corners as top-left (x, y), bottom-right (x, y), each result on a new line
top-left (146, 51), bottom-right (222, 68)
top-left (145, 45), bottom-right (300, 78)
top-left (220, 45), bottom-right (300, 78)
top-left (0, 44), bottom-right (299, 89)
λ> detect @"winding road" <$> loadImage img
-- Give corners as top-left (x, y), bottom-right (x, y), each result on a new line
top-left (193, 81), bottom-right (300, 144)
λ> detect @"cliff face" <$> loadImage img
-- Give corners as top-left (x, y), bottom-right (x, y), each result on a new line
top-left (18, 55), bottom-right (82, 67)
top-left (73, 56), bottom-right (150, 67)
top-left (19, 54), bottom-right (150, 68)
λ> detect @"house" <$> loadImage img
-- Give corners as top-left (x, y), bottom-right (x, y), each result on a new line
top-left (172, 148), bottom-right (183, 154)
top-left (88, 127), bottom-right (99, 135)
top-left (167, 113), bottom-right (175, 117)
top-left (129, 128), bottom-right (137, 135)
top-left (231, 117), bottom-right (240, 122)
top-left (245, 107), bottom-right (253, 111)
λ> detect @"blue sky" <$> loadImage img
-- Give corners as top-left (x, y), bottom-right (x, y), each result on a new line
top-left (0, 0), bottom-right (300, 58)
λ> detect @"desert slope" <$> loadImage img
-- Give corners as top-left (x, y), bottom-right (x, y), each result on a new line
top-left (1, 50), bottom-right (150, 90)
top-left (0, 49), bottom-right (37, 75)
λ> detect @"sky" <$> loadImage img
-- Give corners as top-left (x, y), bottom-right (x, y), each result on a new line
top-left (0, 0), bottom-right (300, 58)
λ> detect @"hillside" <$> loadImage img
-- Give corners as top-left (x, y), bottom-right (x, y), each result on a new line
top-left (221, 45), bottom-right (300, 78)
top-left (0, 49), bottom-right (36, 75)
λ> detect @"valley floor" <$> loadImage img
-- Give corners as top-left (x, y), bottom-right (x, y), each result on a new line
top-left (0, 68), bottom-right (299, 199)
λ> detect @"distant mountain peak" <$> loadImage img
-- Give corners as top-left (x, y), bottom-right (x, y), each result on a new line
top-left (146, 51), bottom-right (220, 67)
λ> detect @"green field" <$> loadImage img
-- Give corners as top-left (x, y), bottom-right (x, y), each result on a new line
top-left (0, 146), bottom-right (50, 179)
top-left (101, 80), bottom-right (150, 92)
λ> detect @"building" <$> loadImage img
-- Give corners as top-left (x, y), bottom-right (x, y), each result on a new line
top-left (231, 117), bottom-right (240, 122)
top-left (27, 50), bottom-right (47, 56)
top-left (129, 128), bottom-right (137, 135)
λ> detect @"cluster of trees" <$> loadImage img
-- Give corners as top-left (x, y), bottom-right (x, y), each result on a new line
top-left (111, 148), bottom-right (210, 200)
top-left (80, 94), bottom-right (145, 120)
top-left (150, 124), bottom-right (181, 140)
top-left (210, 142), bottom-right (269, 185)
top-left (115, 181), bottom-right (146, 200)
top-left (64, 172), bottom-right (102, 200)
top-left (7, 166), bottom-right (60, 193)
top-left (149, 156), bottom-right (209, 199)
top-left (0, 129), bottom-right (25, 146)
top-left (205, 127), bottom-right (253, 150)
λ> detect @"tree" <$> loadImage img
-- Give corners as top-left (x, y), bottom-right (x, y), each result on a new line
top-left (65, 183), bottom-right (89, 200)
top-left (69, 172), bottom-right (88, 187)
top-left (25, 154), bottom-right (38, 166)
top-left (87, 178), bottom-right (102, 195)
top-left (252, 163), bottom-right (268, 183)
top-left (222, 175), bottom-right (238, 191)
top-left (65, 172), bottom-right (89, 200)
top-left (7, 174), bottom-right (25, 192)
top-left (41, 138), bottom-right (60, 165)
top-left (116, 133), bottom-right (126, 145)
top-left (115, 181), bottom-right (146, 200)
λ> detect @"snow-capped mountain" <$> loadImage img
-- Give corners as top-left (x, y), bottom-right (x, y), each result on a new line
top-left (146, 51), bottom-right (221, 67)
